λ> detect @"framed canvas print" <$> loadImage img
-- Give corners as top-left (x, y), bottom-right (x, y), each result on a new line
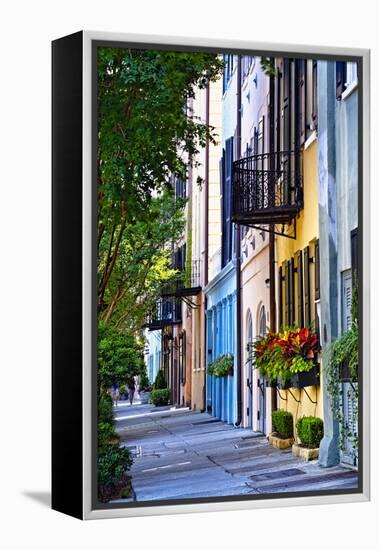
top-left (52, 31), bottom-right (370, 520)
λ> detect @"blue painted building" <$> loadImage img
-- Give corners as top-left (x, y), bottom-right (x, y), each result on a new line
top-left (204, 54), bottom-right (238, 425)
top-left (205, 261), bottom-right (237, 424)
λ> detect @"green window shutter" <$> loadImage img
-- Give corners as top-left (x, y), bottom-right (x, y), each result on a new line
top-left (278, 265), bottom-right (283, 329)
top-left (289, 257), bottom-right (295, 325)
top-left (296, 250), bottom-right (304, 327)
top-left (285, 261), bottom-right (290, 326)
top-left (314, 239), bottom-right (320, 300)
top-left (303, 246), bottom-right (310, 326)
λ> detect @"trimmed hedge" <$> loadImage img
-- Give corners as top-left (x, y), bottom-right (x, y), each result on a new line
top-left (98, 394), bottom-right (114, 424)
top-left (296, 416), bottom-right (324, 448)
top-left (151, 388), bottom-right (170, 406)
top-left (154, 369), bottom-right (167, 390)
top-left (272, 409), bottom-right (294, 439)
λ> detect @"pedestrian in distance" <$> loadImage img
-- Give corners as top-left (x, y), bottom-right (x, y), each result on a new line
top-left (128, 377), bottom-right (136, 405)
top-left (111, 385), bottom-right (120, 407)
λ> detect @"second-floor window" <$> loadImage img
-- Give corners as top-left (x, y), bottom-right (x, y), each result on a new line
top-left (336, 61), bottom-right (358, 100)
top-left (223, 54), bottom-right (235, 94)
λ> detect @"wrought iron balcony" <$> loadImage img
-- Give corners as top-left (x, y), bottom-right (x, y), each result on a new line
top-left (145, 297), bottom-right (182, 331)
top-left (232, 151), bottom-right (303, 227)
top-left (160, 260), bottom-right (201, 297)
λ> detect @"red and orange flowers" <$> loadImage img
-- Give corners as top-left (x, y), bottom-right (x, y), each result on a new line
top-left (251, 326), bottom-right (319, 384)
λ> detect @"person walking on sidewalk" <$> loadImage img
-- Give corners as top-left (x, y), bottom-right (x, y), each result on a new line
top-left (128, 377), bottom-right (136, 405)
top-left (111, 385), bottom-right (120, 407)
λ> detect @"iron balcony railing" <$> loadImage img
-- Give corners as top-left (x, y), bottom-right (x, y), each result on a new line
top-left (145, 297), bottom-right (182, 331)
top-left (160, 260), bottom-right (201, 297)
top-left (232, 150), bottom-right (303, 226)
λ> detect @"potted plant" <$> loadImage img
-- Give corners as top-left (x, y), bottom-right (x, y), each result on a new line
top-left (150, 369), bottom-right (170, 407)
top-left (207, 353), bottom-right (234, 377)
top-left (252, 326), bottom-right (319, 388)
top-left (268, 409), bottom-right (294, 449)
top-left (292, 416), bottom-right (324, 460)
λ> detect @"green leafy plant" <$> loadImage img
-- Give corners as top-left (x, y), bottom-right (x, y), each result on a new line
top-left (151, 388), bottom-right (170, 406)
top-left (272, 410), bottom-right (294, 439)
top-left (260, 57), bottom-right (276, 77)
top-left (98, 444), bottom-right (133, 502)
top-left (119, 385), bottom-right (127, 395)
top-left (252, 326), bottom-right (318, 384)
top-left (97, 48), bottom-right (224, 326)
top-left (98, 394), bottom-right (114, 425)
top-left (296, 416), bottom-right (324, 448)
top-left (324, 274), bottom-right (359, 457)
top-left (97, 322), bottom-right (145, 392)
top-left (139, 366), bottom-right (150, 391)
top-left (98, 421), bottom-right (118, 449)
top-left (153, 369), bottom-right (167, 390)
top-left (207, 354), bottom-right (234, 377)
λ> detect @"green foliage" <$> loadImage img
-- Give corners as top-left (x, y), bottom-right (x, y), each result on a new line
top-left (260, 57), bottom-right (276, 77)
top-left (296, 416), bottom-right (324, 448)
top-left (207, 354), bottom-right (234, 377)
top-left (324, 274), bottom-right (359, 457)
top-left (151, 388), bottom-right (170, 406)
top-left (119, 385), bottom-right (127, 395)
top-left (251, 326), bottom-right (318, 384)
top-left (97, 48), bottom-right (223, 327)
top-left (272, 410), bottom-right (294, 439)
top-left (98, 444), bottom-right (133, 491)
top-left (99, 191), bottom-right (186, 330)
top-left (139, 365), bottom-right (150, 390)
top-left (153, 369), bottom-right (167, 390)
top-left (97, 322), bottom-right (144, 391)
top-left (98, 421), bottom-right (117, 449)
top-left (97, 47), bottom-right (223, 213)
top-left (98, 394), bottom-right (114, 425)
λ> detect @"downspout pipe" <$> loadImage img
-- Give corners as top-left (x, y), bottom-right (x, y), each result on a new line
top-left (235, 56), bottom-right (243, 427)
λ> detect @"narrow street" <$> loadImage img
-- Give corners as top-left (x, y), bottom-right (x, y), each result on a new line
top-left (113, 404), bottom-right (358, 502)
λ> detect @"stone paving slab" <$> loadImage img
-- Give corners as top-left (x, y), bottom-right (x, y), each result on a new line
top-left (117, 404), bottom-right (359, 502)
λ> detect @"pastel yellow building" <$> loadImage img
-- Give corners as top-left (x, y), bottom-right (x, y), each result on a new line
top-left (275, 137), bottom-right (323, 437)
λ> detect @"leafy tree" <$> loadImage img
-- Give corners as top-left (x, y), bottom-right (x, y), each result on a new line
top-left (97, 48), bottom-right (224, 315)
top-left (98, 189), bottom-right (186, 329)
top-left (97, 322), bottom-right (144, 392)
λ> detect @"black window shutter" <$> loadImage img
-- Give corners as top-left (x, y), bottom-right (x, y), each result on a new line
top-left (351, 227), bottom-right (358, 276)
top-left (285, 261), bottom-right (290, 325)
top-left (296, 250), bottom-right (304, 327)
top-left (303, 246), bottom-right (311, 326)
top-left (336, 61), bottom-right (346, 100)
top-left (278, 265), bottom-right (283, 330)
top-left (224, 136), bottom-right (234, 266)
top-left (314, 239), bottom-right (320, 301)
top-left (220, 149), bottom-right (226, 267)
top-left (312, 60), bottom-right (318, 128)
top-left (297, 59), bottom-right (306, 146)
top-left (283, 59), bottom-right (291, 152)
top-left (275, 65), bottom-right (281, 158)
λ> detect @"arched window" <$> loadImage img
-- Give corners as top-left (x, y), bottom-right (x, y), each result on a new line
top-left (258, 305), bottom-right (266, 338)
top-left (246, 310), bottom-right (253, 365)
